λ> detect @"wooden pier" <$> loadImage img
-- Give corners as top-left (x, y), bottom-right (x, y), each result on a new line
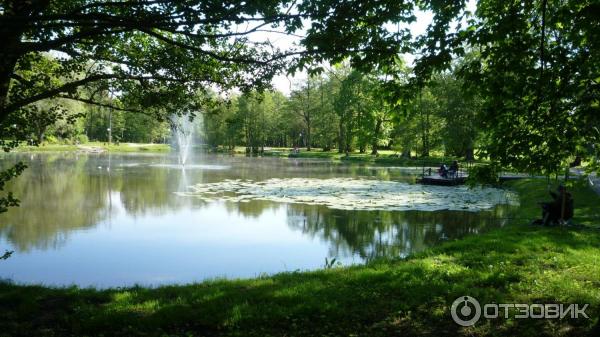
top-left (417, 175), bottom-right (467, 186)
top-left (417, 173), bottom-right (527, 186)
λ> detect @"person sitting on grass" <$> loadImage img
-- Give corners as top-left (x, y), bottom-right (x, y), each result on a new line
top-left (534, 185), bottom-right (574, 226)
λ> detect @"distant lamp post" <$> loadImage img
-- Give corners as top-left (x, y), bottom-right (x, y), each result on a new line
top-left (107, 90), bottom-right (113, 144)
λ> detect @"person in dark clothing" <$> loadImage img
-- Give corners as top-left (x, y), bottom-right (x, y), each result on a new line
top-left (448, 160), bottom-right (459, 178)
top-left (540, 185), bottom-right (574, 226)
top-left (438, 164), bottom-right (448, 178)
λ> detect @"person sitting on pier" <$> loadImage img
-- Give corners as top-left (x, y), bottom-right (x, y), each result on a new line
top-left (448, 160), bottom-right (459, 178)
top-left (536, 185), bottom-right (574, 226)
top-left (438, 164), bottom-right (448, 178)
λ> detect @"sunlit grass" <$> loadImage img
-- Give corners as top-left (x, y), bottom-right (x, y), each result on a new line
top-left (224, 146), bottom-right (487, 165)
top-left (12, 141), bottom-right (171, 153)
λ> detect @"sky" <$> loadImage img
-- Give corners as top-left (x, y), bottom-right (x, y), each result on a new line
top-left (255, 1), bottom-right (476, 95)
top-left (260, 9), bottom-right (435, 95)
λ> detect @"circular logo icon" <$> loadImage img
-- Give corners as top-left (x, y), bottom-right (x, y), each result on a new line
top-left (451, 296), bottom-right (481, 326)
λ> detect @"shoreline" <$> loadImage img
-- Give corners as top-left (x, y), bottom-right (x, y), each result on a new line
top-left (10, 144), bottom-right (485, 167)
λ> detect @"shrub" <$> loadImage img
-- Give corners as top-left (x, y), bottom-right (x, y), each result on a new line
top-left (467, 163), bottom-right (500, 187)
top-left (73, 134), bottom-right (88, 144)
top-left (44, 135), bottom-right (59, 144)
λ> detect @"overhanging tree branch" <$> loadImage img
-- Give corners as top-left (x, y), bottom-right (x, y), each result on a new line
top-left (56, 95), bottom-right (152, 117)
top-left (2, 73), bottom-right (200, 117)
top-left (21, 28), bottom-right (133, 53)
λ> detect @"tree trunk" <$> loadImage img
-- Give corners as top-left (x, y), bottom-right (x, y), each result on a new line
top-left (36, 129), bottom-right (45, 144)
top-left (338, 117), bottom-right (345, 153)
top-left (421, 122), bottom-right (430, 157)
top-left (345, 133), bottom-right (352, 155)
top-left (371, 118), bottom-right (382, 155)
top-left (0, 1), bottom-right (49, 122)
top-left (0, 54), bottom-right (20, 122)
top-left (0, 41), bottom-right (23, 123)
top-left (345, 121), bottom-right (353, 155)
top-left (465, 147), bottom-right (474, 161)
top-left (306, 120), bottom-right (311, 151)
top-left (244, 121), bottom-right (251, 154)
top-left (419, 93), bottom-right (430, 157)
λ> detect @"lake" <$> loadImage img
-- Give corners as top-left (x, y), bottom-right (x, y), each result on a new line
top-left (0, 152), bottom-right (516, 287)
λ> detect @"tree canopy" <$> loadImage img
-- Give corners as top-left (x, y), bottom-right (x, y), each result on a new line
top-left (296, 0), bottom-right (599, 173)
top-left (0, 0), bottom-right (304, 123)
top-left (1, 0), bottom-right (599, 212)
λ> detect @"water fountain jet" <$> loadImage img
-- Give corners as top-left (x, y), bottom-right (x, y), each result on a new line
top-left (171, 113), bottom-right (195, 166)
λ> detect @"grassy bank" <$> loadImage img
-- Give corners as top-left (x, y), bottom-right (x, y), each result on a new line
top-left (13, 141), bottom-right (170, 153)
top-left (1, 180), bottom-right (599, 337)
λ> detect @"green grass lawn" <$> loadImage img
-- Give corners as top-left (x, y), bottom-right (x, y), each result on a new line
top-left (1, 179), bottom-right (599, 336)
top-left (13, 141), bottom-right (171, 153)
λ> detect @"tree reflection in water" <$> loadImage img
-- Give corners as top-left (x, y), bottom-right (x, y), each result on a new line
top-left (0, 153), bottom-right (200, 251)
top-left (0, 154), bottom-right (108, 251)
top-left (285, 203), bottom-right (513, 261)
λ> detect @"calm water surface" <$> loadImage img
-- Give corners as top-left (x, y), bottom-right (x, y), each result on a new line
top-left (0, 152), bottom-right (514, 287)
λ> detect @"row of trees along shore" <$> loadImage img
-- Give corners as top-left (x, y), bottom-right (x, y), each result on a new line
top-left (205, 63), bottom-right (479, 160)
top-left (17, 58), bottom-right (480, 161)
